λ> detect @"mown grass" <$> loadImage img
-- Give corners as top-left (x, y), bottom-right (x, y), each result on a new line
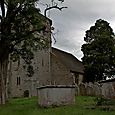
top-left (0, 96), bottom-right (115, 115)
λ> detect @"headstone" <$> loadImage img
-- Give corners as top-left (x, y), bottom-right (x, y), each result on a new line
top-left (101, 82), bottom-right (115, 99)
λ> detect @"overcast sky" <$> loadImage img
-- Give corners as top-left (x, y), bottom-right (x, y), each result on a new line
top-left (1, 0), bottom-right (115, 60)
top-left (39, 0), bottom-right (115, 60)
top-left (1, 1), bottom-right (114, 60)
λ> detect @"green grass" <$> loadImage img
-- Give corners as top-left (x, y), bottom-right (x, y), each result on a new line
top-left (0, 96), bottom-right (115, 115)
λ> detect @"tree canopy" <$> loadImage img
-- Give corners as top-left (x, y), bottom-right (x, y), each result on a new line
top-left (0, 0), bottom-right (51, 74)
top-left (0, 0), bottom-right (51, 104)
top-left (81, 19), bottom-right (115, 82)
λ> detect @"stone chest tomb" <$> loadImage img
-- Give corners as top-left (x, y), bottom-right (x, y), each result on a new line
top-left (37, 85), bottom-right (75, 107)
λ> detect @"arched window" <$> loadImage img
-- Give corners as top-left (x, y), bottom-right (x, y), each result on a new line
top-left (24, 90), bottom-right (29, 97)
top-left (17, 77), bottom-right (20, 85)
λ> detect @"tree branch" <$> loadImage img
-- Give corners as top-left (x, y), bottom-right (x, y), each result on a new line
top-left (44, 5), bottom-right (67, 17)
top-left (0, 0), bottom-right (5, 17)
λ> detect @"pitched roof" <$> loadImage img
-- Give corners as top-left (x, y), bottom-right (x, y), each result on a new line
top-left (51, 47), bottom-right (84, 74)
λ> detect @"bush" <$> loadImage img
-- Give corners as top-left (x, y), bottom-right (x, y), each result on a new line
top-left (95, 97), bottom-right (115, 106)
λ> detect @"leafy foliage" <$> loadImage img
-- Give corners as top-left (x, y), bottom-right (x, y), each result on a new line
top-left (0, 0), bottom-right (51, 76)
top-left (0, 0), bottom-right (52, 104)
top-left (81, 19), bottom-right (115, 82)
top-left (94, 97), bottom-right (115, 106)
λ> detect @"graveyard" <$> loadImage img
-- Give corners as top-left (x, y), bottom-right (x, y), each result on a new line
top-left (0, 1), bottom-right (115, 115)
top-left (0, 96), bottom-right (115, 115)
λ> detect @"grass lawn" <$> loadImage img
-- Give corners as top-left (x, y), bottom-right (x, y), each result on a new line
top-left (0, 96), bottom-right (115, 115)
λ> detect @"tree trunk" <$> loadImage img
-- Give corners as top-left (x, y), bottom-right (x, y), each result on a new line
top-left (0, 56), bottom-right (9, 104)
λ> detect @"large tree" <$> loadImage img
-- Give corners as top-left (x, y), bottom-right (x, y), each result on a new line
top-left (0, 0), bottom-right (50, 104)
top-left (81, 19), bottom-right (115, 82)
top-left (0, 0), bottom-right (66, 104)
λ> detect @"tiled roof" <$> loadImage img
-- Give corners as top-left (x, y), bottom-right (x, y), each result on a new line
top-left (51, 47), bottom-right (84, 74)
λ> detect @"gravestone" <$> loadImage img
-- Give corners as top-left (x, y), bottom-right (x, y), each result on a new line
top-left (101, 82), bottom-right (115, 99)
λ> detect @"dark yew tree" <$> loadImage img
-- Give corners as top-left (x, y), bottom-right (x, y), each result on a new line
top-left (81, 19), bottom-right (115, 82)
top-left (0, 0), bottom-right (51, 104)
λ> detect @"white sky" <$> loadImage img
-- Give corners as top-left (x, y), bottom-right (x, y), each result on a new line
top-left (38, 0), bottom-right (115, 60)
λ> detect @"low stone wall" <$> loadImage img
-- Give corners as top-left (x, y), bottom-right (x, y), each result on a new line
top-left (77, 83), bottom-right (97, 96)
top-left (76, 80), bottom-right (115, 99)
top-left (37, 85), bottom-right (75, 107)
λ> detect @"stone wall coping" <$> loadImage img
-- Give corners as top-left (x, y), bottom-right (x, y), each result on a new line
top-left (37, 85), bottom-right (75, 89)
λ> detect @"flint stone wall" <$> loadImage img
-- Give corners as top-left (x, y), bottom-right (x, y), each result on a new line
top-left (77, 80), bottom-right (115, 99)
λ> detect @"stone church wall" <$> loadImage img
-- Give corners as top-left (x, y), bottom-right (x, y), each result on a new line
top-left (9, 48), bottom-right (51, 97)
top-left (8, 15), bottom-right (52, 98)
